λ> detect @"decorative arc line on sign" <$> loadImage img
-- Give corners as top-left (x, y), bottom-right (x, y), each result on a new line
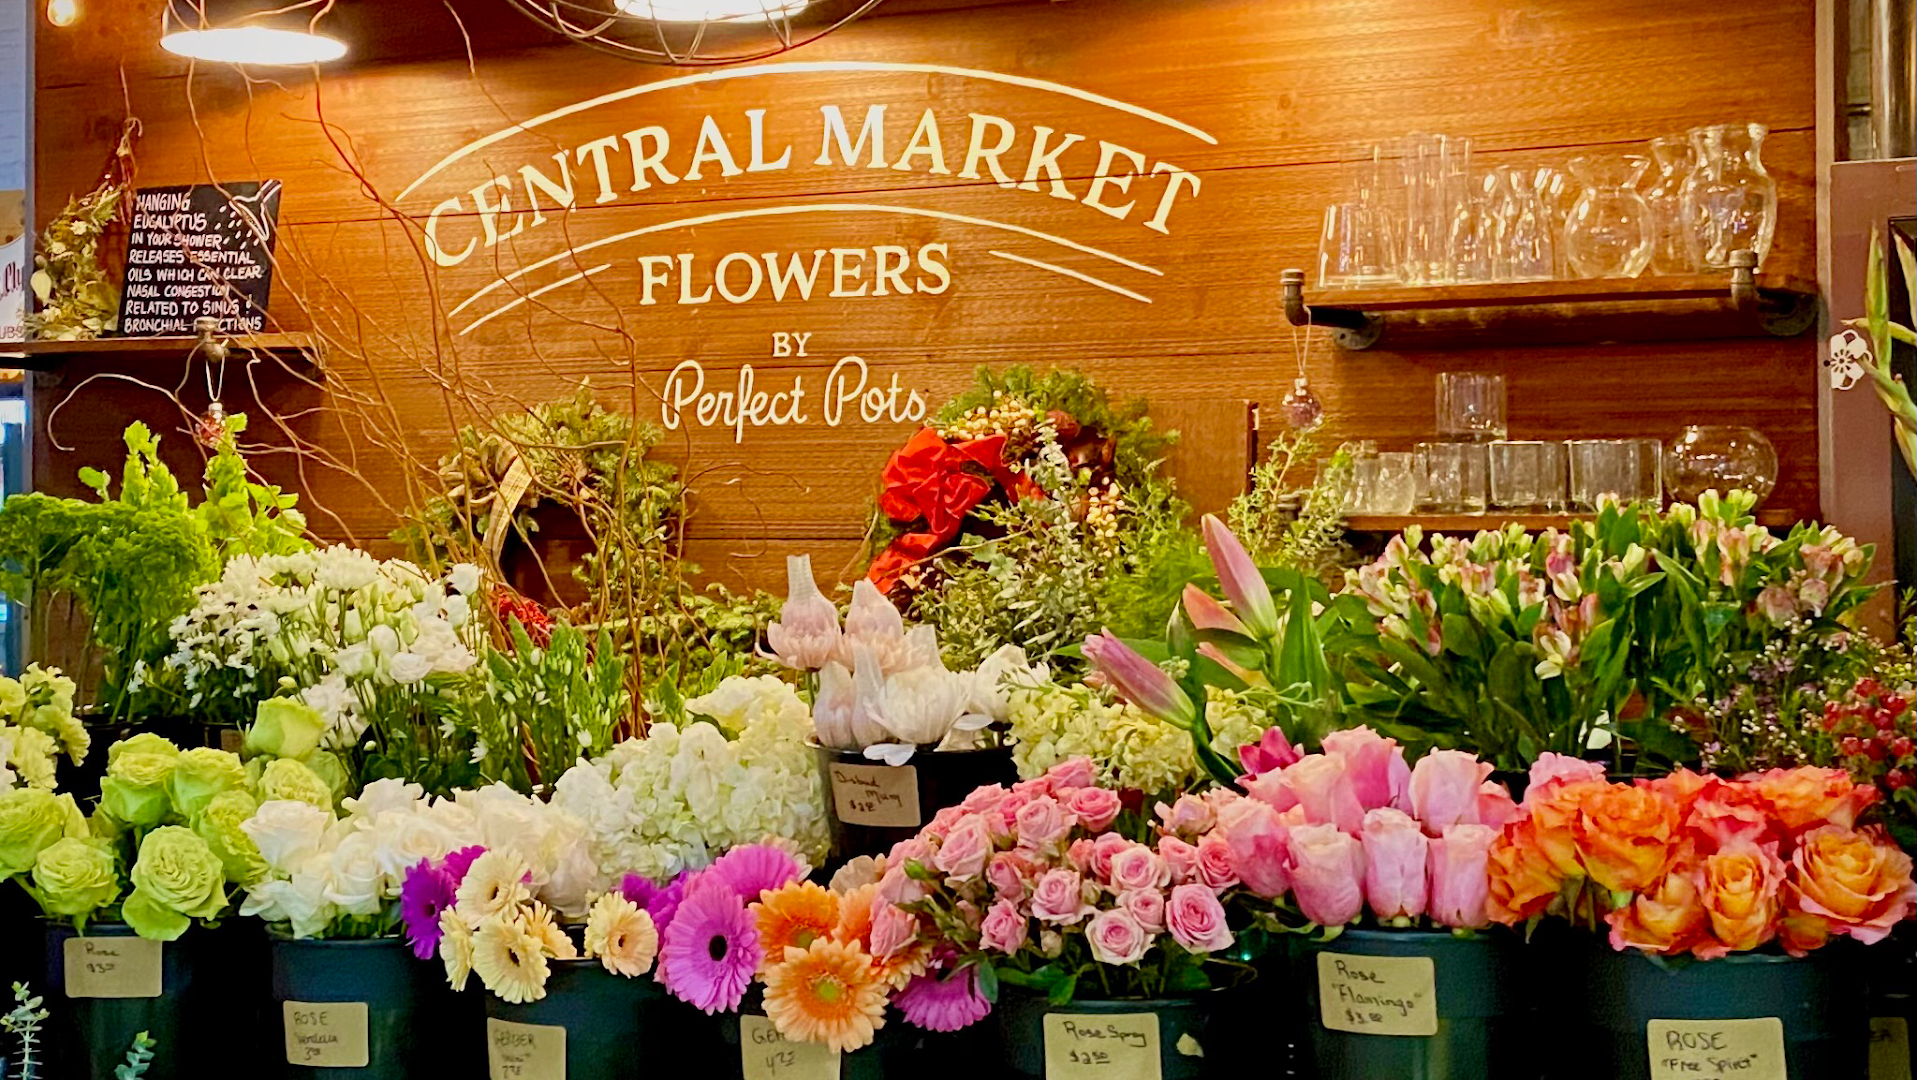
top-left (461, 262), bottom-right (615, 334)
top-left (394, 60), bottom-right (1219, 202)
top-left (987, 250), bottom-right (1151, 304)
top-left (449, 202), bottom-right (1163, 332)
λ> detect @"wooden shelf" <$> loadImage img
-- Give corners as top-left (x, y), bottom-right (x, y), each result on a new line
top-left (0, 333), bottom-right (320, 372)
top-left (1279, 253), bottom-right (1818, 350)
top-left (1347, 508), bottom-right (1803, 534)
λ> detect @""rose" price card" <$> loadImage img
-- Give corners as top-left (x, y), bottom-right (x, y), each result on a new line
top-left (282, 1001), bottom-right (369, 1067)
top-left (1646, 1018), bottom-right (1788, 1080)
top-left (828, 763), bottom-right (920, 828)
top-left (1315, 952), bottom-right (1438, 1037)
top-left (1042, 1012), bottom-right (1161, 1080)
top-left (62, 937), bottom-right (163, 999)
top-left (740, 1014), bottom-right (841, 1080)
top-left (488, 1017), bottom-right (566, 1080)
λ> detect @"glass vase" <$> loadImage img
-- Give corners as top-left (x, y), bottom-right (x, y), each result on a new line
top-left (1680, 122), bottom-right (1778, 269)
top-left (1663, 425), bottom-right (1778, 506)
top-left (1643, 134), bottom-right (1697, 275)
top-left (1563, 155), bottom-right (1655, 279)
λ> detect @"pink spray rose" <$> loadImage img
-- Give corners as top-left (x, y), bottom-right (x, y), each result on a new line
top-left (1361, 808), bottom-right (1430, 920)
top-left (1031, 869), bottom-right (1094, 925)
top-left (1155, 794), bottom-right (1217, 838)
top-left (933, 816), bottom-right (993, 880)
top-left (1066, 839), bottom-right (1096, 873)
top-left (1067, 787), bottom-right (1124, 832)
top-left (870, 900), bottom-right (918, 959)
top-left (1086, 908), bottom-right (1153, 965)
top-left (1119, 888), bottom-right (1167, 932)
top-left (1215, 797), bottom-right (1291, 899)
top-left (1288, 822), bottom-right (1367, 927)
top-left (926, 805), bottom-right (966, 839)
top-left (1089, 833), bottom-right (1129, 882)
top-left (979, 898), bottom-right (1030, 953)
top-left (1321, 727), bottom-right (1412, 812)
top-left (1427, 823), bottom-right (1497, 929)
top-left (1165, 883), bottom-right (1234, 953)
top-left (888, 837), bottom-right (932, 868)
top-left (1044, 757), bottom-right (1097, 791)
top-left (1281, 755), bottom-right (1366, 834)
top-left (1108, 843), bottom-right (1171, 893)
top-left (986, 851), bottom-right (1034, 902)
top-left (1194, 833), bottom-right (1242, 891)
top-left (1014, 796), bottom-right (1075, 852)
top-left (1159, 836), bottom-right (1201, 885)
top-left (877, 866), bottom-right (929, 905)
top-left (960, 784), bottom-right (1010, 815)
top-left (1408, 750), bottom-right (1493, 834)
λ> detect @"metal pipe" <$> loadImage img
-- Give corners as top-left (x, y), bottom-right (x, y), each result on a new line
top-left (1872, 0), bottom-right (1915, 158)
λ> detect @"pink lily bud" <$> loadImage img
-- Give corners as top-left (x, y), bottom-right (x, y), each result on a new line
top-left (1082, 630), bottom-right (1196, 729)
top-left (1202, 515), bottom-right (1279, 639)
top-left (1182, 584), bottom-right (1252, 637)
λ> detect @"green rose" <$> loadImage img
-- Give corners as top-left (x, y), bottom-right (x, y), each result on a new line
top-left (166, 748), bottom-right (246, 819)
top-left (124, 826), bottom-right (227, 941)
top-left (101, 734), bottom-right (184, 828)
top-left (31, 837), bottom-right (121, 917)
top-left (257, 758), bottom-right (333, 810)
top-left (245, 698), bottom-right (327, 761)
top-left (305, 750), bottom-right (350, 803)
top-left (107, 733), bottom-right (181, 768)
top-left (193, 790), bottom-right (268, 886)
top-left (0, 789), bottom-right (70, 876)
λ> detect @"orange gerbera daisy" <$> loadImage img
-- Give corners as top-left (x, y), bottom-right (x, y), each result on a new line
top-left (832, 883), bottom-right (925, 989)
top-left (762, 939), bottom-right (889, 1053)
top-left (751, 882), bottom-right (841, 969)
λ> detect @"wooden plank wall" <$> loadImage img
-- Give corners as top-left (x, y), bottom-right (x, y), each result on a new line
top-left (29, 0), bottom-right (1820, 594)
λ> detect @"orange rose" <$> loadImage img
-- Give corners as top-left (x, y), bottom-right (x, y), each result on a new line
top-left (1574, 784), bottom-right (1679, 893)
top-left (1643, 769), bottom-right (1711, 818)
top-left (1785, 825), bottom-right (1917, 952)
top-left (1530, 779), bottom-right (1610, 878)
top-left (1684, 778), bottom-right (1777, 853)
top-left (1487, 820), bottom-right (1565, 924)
top-left (1695, 843), bottom-right (1786, 959)
top-left (1607, 867), bottom-right (1709, 955)
top-left (1750, 767), bottom-right (1876, 833)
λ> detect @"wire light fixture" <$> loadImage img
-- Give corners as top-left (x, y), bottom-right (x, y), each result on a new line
top-left (502, 0), bottom-right (884, 66)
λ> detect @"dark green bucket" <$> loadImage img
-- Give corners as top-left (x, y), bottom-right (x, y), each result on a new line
top-left (1566, 940), bottom-right (1866, 1080)
top-left (714, 987), bottom-right (927, 1080)
top-left (994, 991), bottom-right (1222, 1080)
top-left (44, 922), bottom-right (203, 1080)
top-left (270, 934), bottom-right (450, 1077)
top-left (482, 960), bottom-right (669, 1079)
top-left (1294, 928), bottom-right (1533, 1080)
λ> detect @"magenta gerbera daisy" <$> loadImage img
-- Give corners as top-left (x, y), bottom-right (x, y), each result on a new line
top-left (400, 860), bottom-right (458, 960)
top-left (657, 874), bottom-right (762, 1014)
top-left (895, 965), bottom-right (993, 1033)
top-left (621, 871), bottom-right (689, 937)
top-left (707, 844), bottom-right (803, 903)
top-left (442, 845), bottom-right (487, 887)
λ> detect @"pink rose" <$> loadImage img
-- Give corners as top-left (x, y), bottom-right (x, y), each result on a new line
top-left (870, 900), bottom-right (918, 959)
top-left (1031, 869), bottom-right (1093, 925)
top-left (1108, 844), bottom-right (1170, 893)
top-left (1281, 755), bottom-right (1366, 834)
top-left (1243, 770), bottom-right (1300, 814)
top-left (986, 851), bottom-right (1034, 902)
top-left (933, 816), bottom-right (993, 880)
top-left (1044, 757), bottom-right (1097, 790)
top-left (1408, 750), bottom-right (1493, 835)
top-left (1086, 908), bottom-right (1152, 965)
top-left (877, 866), bottom-right (928, 905)
top-left (1428, 823), bottom-right (1496, 929)
top-left (997, 791), bottom-right (1032, 830)
top-left (1067, 787), bottom-right (1123, 832)
top-left (1159, 836), bottom-right (1200, 884)
top-left (960, 784), bottom-right (1010, 814)
top-left (1015, 796), bottom-right (1075, 852)
top-left (979, 898), bottom-right (1030, 953)
top-left (1066, 839), bottom-right (1097, 873)
top-left (1194, 833), bottom-right (1241, 891)
top-left (1089, 832), bottom-right (1129, 882)
top-left (1477, 782), bottom-right (1518, 831)
top-left (1321, 727), bottom-right (1411, 812)
top-left (1165, 883), bottom-right (1234, 953)
top-left (888, 837), bottom-right (931, 868)
top-left (1119, 888), bottom-right (1166, 932)
top-left (1215, 797), bottom-right (1291, 899)
top-left (1288, 822), bottom-right (1366, 927)
top-left (983, 808), bottom-right (1016, 844)
top-left (1360, 808), bottom-right (1429, 920)
top-left (1155, 794), bottom-right (1216, 838)
top-left (1523, 752), bottom-right (1606, 809)
top-left (1011, 777), bottom-right (1054, 800)
top-left (927, 805), bottom-right (967, 838)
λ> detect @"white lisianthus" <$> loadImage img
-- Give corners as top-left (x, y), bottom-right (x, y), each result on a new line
top-left (386, 652), bottom-right (433, 685)
top-left (450, 563), bottom-right (483, 596)
top-left (314, 546), bottom-right (380, 592)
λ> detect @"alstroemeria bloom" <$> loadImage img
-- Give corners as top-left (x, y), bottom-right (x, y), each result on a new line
top-left (1081, 631), bottom-right (1196, 729)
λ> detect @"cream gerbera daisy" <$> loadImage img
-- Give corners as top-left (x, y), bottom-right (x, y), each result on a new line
top-left (471, 915), bottom-right (551, 1004)
top-left (438, 908), bottom-right (474, 991)
top-left (584, 893), bottom-right (659, 978)
top-left (522, 901), bottom-right (579, 961)
top-left (455, 851), bottom-right (532, 923)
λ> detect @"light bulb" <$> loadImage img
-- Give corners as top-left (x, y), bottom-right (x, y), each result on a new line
top-left (45, 0), bottom-right (78, 27)
top-left (614, 0), bottom-right (810, 23)
top-left (160, 25), bottom-right (347, 64)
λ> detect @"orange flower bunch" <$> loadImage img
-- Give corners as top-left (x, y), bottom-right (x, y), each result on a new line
top-left (752, 866), bottom-right (928, 1053)
top-left (1488, 753), bottom-right (1916, 959)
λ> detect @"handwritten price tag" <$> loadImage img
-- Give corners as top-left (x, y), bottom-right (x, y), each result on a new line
top-left (487, 1017), bottom-right (565, 1080)
top-left (1042, 1012), bottom-right (1161, 1080)
top-left (282, 1001), bottom-right (369, 1067)
top-left (1647, 1018), bottom-right (1788, 1080)
top-left (829, 763), bottom-right (920, 828)
top-left (1315, 952), bottom-right (1438, 1037)
top-left (740, 1015), bottom-right (841, 1080)
top-left (62, 937), bottom-right (163, 999)
top-left (1872, 1017), bottom-right (1912, 1080)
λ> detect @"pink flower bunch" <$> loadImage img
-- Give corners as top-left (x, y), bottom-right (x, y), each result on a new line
top-left (1216, 727), bottom-right (1516, 930)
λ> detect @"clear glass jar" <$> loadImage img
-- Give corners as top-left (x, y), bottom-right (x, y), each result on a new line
top-left (1563, 155), bottom-right (1655, 279)
top-left (1488, 166), bottom-right (1554, 282)
top-left (1679, 122), bottom-right (1778, 269)
top-left (1663, 425), bottom-right (1778, 506)
top-left (1643, 134), bottom-right (1697, 275)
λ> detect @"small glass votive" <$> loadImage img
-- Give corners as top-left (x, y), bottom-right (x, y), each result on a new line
top-left (1489, 440), bottom-right (1566, 510)
top-left (1346, 451), bottom-right (1381, 515)
top-left (1436, 372), bottom-right (1508, 442)
top-left (1370, 451), bottom-right (1417, 514)
top-left (1416, 441), bottom-right (1489, 513)
top-left (1567, 438), bottom-right (1663, 509)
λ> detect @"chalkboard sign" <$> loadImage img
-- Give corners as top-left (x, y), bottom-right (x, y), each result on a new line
top-left (118, 181), bottom-right (280, 336)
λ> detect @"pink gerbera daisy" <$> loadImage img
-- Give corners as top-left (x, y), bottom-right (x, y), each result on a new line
top-left (658, 874), bottom-right (762, 1014)
top-left (708, 844), bottom-right (804, 903)
top-left (895, 965), bottom-right (993, 1033)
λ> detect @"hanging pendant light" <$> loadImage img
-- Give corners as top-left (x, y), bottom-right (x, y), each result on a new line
top-left (611, 0), bottom-right (810, 22)
top-left (161, 0), bottom-right (347, 65)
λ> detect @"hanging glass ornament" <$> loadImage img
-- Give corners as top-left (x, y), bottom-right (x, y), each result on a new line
top-left (1279, 377), bottom-right (1325, 431)
top-left (194, 400), bottom-right (228, 448)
